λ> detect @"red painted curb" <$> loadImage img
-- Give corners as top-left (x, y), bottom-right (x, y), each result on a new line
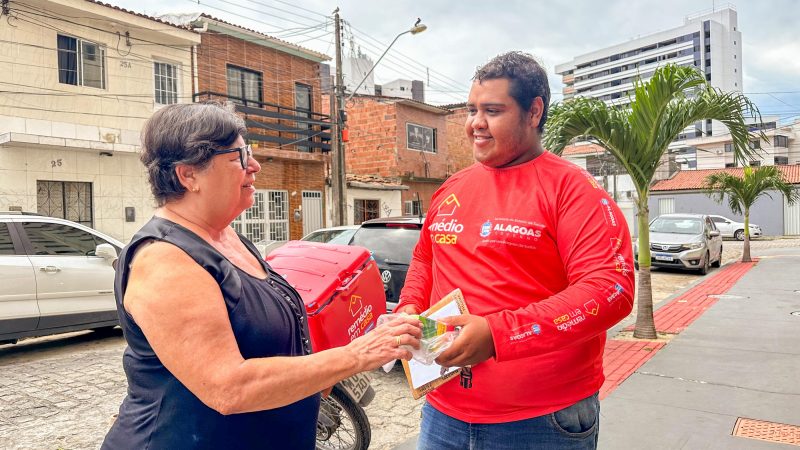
top-left (602, 261), bottom-right (756, 399)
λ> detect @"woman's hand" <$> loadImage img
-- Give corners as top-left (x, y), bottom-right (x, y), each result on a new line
top-left (344, 315), bottom-right (422, 373)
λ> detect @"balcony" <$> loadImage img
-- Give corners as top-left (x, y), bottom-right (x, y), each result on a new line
top-left (194, 92), bottom-right (332, 159)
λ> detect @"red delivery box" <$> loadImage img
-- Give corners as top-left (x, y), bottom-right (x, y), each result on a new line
top-left (266, 241), bottom-right (385, 352)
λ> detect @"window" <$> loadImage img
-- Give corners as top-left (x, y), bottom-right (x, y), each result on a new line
top-left (154, 62), bottom-right (178, 105)
top-left (227, 65), bottom-right (263, 106)
top-left (749, 160), bottom-right (761, 167)
top-left (774, 156), bottom-right (789, 165)
top-left (749, 140), bottom-right (761, 150)
top-left (404, 200), bottom-right (422, 216)
top-left (294, 83), bottom-right (313, 152)
top-left (724, 143), bottom-right (733, 153)
top-left (774, 135), bottom-right (789, 148)
top-left (406, 123), bottom-right (437, 153)
top-left (354, 199), bottom-right (380, 224)
top-left (725, 162), bottom-right (736, 168)
top-left (37, 181), bottom-right (93, 227)
top-left (22, 222), bottom-right (109, 256)
top-left (57, 35), bottom-right (105, 89)
top-left (232, 190), bottom-right (289, 242)
top-left (0, 223), bottom-right (16, 255)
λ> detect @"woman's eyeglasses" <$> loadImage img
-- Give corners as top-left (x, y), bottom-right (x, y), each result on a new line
top-left (211, 144), bottom-right (252, 169)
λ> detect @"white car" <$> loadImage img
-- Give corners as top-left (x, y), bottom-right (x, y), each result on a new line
top-left (708, 215), bottom-right (762, 241)
top-left (0, 212), bottom-right (123, 345)
top-left (301, 225), bottom-right (359, 245)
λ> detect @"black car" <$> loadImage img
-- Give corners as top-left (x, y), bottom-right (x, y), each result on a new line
top-left (349, 216), bottom-right (424, 313)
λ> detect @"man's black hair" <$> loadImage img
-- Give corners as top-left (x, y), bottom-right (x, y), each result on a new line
top-left (473, 51), bottom-right (551, 133)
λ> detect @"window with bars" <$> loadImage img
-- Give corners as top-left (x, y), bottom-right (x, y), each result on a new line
top-left (57, 35), bottom-right (105, 89)
top-left (154, 62), bottom-right (178, 105)
top-left (354, 199), bottom-right (380, 224)
top-left (36, 181), bottom-right (93, 227)
top-left (232, 190), bottom-right (289, 242)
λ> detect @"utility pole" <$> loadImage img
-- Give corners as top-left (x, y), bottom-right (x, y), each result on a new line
top-left (330, 9), bottom-right (347, 226)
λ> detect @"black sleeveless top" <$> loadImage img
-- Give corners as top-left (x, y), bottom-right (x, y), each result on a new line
top-left (102, 217), bottom-right (320, 449)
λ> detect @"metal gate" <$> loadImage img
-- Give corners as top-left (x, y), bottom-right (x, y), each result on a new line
top-left (302, 191), bottom-right (323, 235)
top-left (784, 189), bottom-right (800, 235)
top-left (658, 197), bottom-right (675, 216)
top-left (36, 181), bottom-right (93, 226)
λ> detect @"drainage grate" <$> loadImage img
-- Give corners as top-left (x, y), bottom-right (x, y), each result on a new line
top-left (732, 417), bottom-right (800, 446)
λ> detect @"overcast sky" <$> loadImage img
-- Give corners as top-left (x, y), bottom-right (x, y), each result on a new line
top-left (106, 0), bottom-right (800, 124)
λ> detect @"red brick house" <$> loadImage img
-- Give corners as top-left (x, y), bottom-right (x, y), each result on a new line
top-left (192, 15), bottom-right (331, 242)
top-left (326, 94), bottom-right (478, 220)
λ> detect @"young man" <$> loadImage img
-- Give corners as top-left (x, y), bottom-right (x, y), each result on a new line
top-left (395, 52), bottom-right (635, 449)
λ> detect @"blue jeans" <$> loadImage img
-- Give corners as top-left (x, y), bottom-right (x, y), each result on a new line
top-left (417, 393), bottom-right (599, 450)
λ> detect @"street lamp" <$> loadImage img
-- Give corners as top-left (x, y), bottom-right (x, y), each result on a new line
top-left (345, 20), bottom-right (427, 103)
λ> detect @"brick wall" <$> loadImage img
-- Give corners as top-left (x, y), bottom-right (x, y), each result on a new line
top-left (395, 104), bottom-right (450, 179)
top-left (196, 31), bottom-right (329, 239)
top-left (344, 97), bottom-right (399, 177)
top-left (446, 106), bottom-right (475, 172)
top-left (253, 157), bottom-right (326, 239)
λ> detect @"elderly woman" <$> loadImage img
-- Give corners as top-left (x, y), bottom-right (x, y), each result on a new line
top-left (102, 103), bottom-right (421, 449)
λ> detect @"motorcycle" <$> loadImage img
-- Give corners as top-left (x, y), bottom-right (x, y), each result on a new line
top-left (316, 373), bottom-right (374, 450)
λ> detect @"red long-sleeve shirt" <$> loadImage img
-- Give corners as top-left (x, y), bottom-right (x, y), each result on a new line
top-left (397, 151), bottom-right (635, 423)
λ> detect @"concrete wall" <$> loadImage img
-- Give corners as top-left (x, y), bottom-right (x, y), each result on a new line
top-left (648, 190), bottom-right (789, 236)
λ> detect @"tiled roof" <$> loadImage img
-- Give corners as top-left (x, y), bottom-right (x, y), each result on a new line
top-left (560, 142), bottom-right (607, 156)
top-left (652, 165), bottom-right (800, 191)
top-left (84, 0), bottom-right (194, 30)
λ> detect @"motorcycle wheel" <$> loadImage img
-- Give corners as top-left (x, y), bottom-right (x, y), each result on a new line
top-left (316, 386), bottom-right (371, 450)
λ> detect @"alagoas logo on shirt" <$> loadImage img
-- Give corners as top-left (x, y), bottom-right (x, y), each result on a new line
top-left (430, 193), bottom-right (463, 245)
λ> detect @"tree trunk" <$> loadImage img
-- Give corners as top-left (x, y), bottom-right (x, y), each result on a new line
top-left (633, 203), bottom-right (657, 339)
top-left (633, 265), bottom-right (656, 339)
top-left (742, 209), bottom-right (752, 262)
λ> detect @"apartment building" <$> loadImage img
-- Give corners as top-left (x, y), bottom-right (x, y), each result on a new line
top-left (556, 6), bottom-right (742, 138)
top-left (0, 0), bottom-right (198, 241)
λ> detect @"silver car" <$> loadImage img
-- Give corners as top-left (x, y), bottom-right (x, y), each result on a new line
top-left (635, 213), bottom-right (723, 275)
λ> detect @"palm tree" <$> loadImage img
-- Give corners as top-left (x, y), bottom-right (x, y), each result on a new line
top-left (705, 166), bottom-right (799, 262)
top-left (544, 64), bottom-right (762, 339)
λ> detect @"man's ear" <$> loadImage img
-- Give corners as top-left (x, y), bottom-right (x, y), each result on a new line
top-left (174, 164), bottom-right (198, 192)
top-left (528, 97), bottom-right (544, 130)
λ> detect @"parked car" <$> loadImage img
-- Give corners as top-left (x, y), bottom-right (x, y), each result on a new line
top-left (708, 214), bottom-right (762, 241)
top-left (300, 225), bottom-right (359, 245)
top-left (0, 212), bottom-right (123, 345)
top-left (635, 213), bottom-right (723, 275)
top-left (349, 217), bottom-right (424, 312)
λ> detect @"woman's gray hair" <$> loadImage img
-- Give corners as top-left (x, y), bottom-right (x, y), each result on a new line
top-left (140, 102), bottom-right (247, 206)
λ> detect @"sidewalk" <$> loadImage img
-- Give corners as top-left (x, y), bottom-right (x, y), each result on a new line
top-left (394, 245), bottom-right (800, 449)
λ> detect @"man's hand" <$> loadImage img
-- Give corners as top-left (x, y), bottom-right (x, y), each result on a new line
top-left (434, 314), bottom-right (495, 367)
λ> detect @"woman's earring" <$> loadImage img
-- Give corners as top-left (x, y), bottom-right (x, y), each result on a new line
top-left (192, 187), bottom-right (199, 192)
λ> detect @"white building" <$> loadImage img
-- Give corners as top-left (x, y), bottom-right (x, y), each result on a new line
top-left (0, 0), bottom-right (199, 242)
top-left (342, 52), bottom-right (375, 96)
top-left (555, 6), bottom-right (742, 138)
top-left (378, 79), bottom-right (425, 103)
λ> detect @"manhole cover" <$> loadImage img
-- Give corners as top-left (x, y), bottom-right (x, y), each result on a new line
top-left (707, 294), bottom-right (745, 299)
top-left (732, 417), bottom-right (800, 446)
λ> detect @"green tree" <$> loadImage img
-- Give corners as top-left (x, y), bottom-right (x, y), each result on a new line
top-left (705, 166), bottom-right (799, 262)
top-left (544, 64), bottom-right (762, 339)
